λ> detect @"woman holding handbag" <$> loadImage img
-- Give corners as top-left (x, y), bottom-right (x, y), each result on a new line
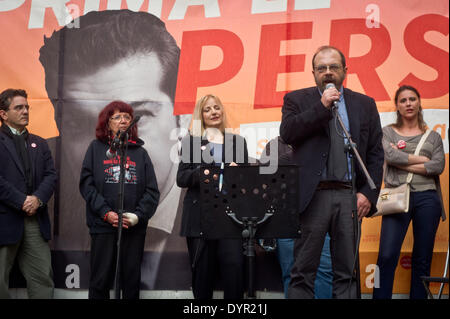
top-left (373, 85), bottom-right (445, 299)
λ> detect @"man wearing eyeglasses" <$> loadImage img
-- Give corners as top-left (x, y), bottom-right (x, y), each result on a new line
top-left (0, 89), bottom-right (57, 298)
top-left (280, 46), bottom-right (384, 298)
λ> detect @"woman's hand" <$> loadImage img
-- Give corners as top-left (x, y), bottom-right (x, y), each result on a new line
top-left (123, 212), bottom-right (139, 227)
top-left (393, 163), bottom-right (428, 175)
top-left (105, 211), bottom-right (129, 228)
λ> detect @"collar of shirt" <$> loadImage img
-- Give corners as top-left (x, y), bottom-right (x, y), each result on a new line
top-left (318, 86), bottom-right (352, 180)
top-left (318, 85), bottom-right (344, 101)
top-left (7, 125), bottom-right (26, 136)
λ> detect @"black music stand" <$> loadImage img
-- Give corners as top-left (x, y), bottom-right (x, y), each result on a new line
top-left (199, 164), bottom-right (301, 298)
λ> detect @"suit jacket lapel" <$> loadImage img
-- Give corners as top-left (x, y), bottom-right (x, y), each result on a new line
top-left (27, 135), bottom-right (37, 179)
top-left (200, 137), bottom-right (212, 164)
top-left (0, 132), bottom-right (25, 177)
top-left (344, 89), bottom-right (360, 145)
top-left (308, 88), bottom-right (330, 137)
top-left (223, 133), bottom-right (235, 163)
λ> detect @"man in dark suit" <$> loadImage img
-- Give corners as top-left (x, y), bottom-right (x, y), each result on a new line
top-left (0, 89), bottom-right (57, 298)
top-left (280, 46), bottom-right (384, 298)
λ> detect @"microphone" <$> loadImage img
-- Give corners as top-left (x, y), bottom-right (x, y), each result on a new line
top-left (119, 115), bottom-right (141, 141)
top-left (218, 162), bottom-right (224, 192)
top-left (325, 83), bottom-right (339, 110)
top-left (106, 131), bottom-right (121, 159)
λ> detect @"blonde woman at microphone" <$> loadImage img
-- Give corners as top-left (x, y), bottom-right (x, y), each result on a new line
top-left (177, 94), bottom-right (249, 299)
top-left (79, 101), bottom-right (160, 299)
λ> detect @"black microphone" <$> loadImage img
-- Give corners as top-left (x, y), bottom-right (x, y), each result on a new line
top-left (325, 83), bottom-right (339, 110)
top-left (106, 115), bottom-right (142, 159)
top-left (106, 130), bottom-right (121, 159)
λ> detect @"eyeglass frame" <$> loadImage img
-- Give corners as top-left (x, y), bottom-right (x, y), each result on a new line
top-left (314, 63), bottom-right (343, 74)
top-left (109, 114), bottom-right (132, 122)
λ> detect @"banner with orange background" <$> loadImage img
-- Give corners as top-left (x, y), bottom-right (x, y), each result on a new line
top-left (0, 0), bottom-right (448, 295)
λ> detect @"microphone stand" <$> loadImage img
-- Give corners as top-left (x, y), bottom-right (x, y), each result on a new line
top-left (113, 132), bottom-right (128, 300)
top-left (332, 105), bottom-right (376, 299)
top-left (226, 208), bottom-right (274, 299)
top-left (112, 115), bottom-right (140, 299)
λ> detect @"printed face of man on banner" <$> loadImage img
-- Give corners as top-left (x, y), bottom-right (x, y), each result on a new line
top-left (61, 54), bottom-right (178, 197)
top-left (39, 9), bottom-right (191, 288)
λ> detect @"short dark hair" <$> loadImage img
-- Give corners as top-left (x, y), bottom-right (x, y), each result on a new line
top-left (39, 10), bottom-right (180, 104)
top-left (312, 45), bottom-right (346, 69)
top-left (96, 101), bottom-right (138, 143)
top-left (0, 88), bottom-right (27, 117)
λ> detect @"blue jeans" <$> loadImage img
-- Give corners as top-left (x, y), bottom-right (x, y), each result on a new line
top-left (277, 233), bottom-right (332, 298)
top-left (373, 190), bottom-right (442, 299)
top-left (315, 233), bottom-right (333, 299)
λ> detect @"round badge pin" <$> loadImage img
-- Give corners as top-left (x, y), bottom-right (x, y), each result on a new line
top-left (31, 143), bottom-right (37, 148)
top-left (201, 145), bottom-right (206, 151)
top-left (397, 140), bottom-right (406, 149)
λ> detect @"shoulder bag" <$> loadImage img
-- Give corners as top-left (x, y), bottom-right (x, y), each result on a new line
top-left (373, 129), bottom-right (431, 217)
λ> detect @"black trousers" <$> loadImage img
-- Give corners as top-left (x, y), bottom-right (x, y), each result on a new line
top-left (288, 188), bottom-right (358, 299)
top-left (187, 237), bottom-right (244, 299)
top-left (89, 231), bottom-right (146, 299)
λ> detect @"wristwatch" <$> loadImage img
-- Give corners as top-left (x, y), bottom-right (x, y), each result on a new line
top-left (38, 198), bottom-right (44, 207)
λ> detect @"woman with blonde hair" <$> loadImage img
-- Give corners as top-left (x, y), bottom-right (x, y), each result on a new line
top-left (177, 94), bottom-right (248, 299)
top-left (373, 85), bottom-right (445, 299)
top-left (191, 94), bottom-right (228, 137)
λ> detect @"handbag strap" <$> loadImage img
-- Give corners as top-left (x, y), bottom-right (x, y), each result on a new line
top-left (406, 129), bottom-right (432, 184)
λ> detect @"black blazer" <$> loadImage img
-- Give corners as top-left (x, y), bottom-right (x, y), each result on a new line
top-left (280, 87), bottom-right (384, 216)
top-left (176, 133), bottom-right (248, 237)
top-left (0, 129), bottom-right (57, 245)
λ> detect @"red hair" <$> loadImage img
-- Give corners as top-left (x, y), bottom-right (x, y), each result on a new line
top-left (95, 101), bottom-right (138, 142)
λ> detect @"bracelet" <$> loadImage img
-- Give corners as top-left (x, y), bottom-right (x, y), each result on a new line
top-left (103, 212), bottom-right (109, 222)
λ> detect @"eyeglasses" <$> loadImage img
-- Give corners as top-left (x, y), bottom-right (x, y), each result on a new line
top-left (314, 64), bottom-right (342, 73)
top-left (110, 114), bottom-right (132, 122)
top-left (10, 104), bottom-right (30, 112)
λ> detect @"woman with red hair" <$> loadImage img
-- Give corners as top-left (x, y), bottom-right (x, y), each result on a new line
top-left (79, 101), bottom-right (160, 299)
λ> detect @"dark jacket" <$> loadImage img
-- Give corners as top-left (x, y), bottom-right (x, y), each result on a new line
top-left (79, 138), bottom-right (160, 234)
top-left (0, 126), bottom-right (57, 245)
top-left (176, 133), bottom-right (249, 237)
top-left (280, 86), bottom-right (384, 216)
top-left (259, 136), bottom-right (293, 166)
